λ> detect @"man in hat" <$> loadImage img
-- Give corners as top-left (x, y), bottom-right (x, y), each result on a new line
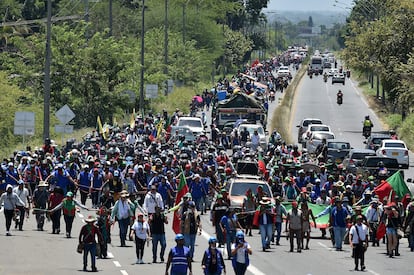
top-left (211, 194), bottom-right (229, 247)
top-left (111, 192), bottom-right (134, 247)
top-left (189, 174), bottom-right (208, 214)
top-left (286, 200), bottom-right (303, 252)
top-left (366, 199), bottom-right (382, 246)
top-left (0, 184), bottom-right (25, 236)
top-left (258, 197), bottom-right (274, 251)
top-left (349, 215), bottom-right (369, 271)
top-left (50, 191), bottom-right (89, 238)
top-left (13, 180), bottom-right (30, 231)
top-left (165, 233), bottom-right (192, 275)
top-left (32, 181), bottom-right (50, 231)
top-left (331, 198), bottom-right (350, 251)
top-left (79, 215), bottom-right (103, 272)
top-left (354, 190), bottom-right (373, 206)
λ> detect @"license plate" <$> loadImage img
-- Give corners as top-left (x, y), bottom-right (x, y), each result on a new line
top-left (392, 152), bottom-right (399, 156)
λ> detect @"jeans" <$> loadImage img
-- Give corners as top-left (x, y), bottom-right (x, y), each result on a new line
top-left (194, 196), bottom-right (206, 213)
top-left (152, 233), bottom-right (166, 260)
top-left (83, 243), bottom-right (97, 268)
top-left (135, 237), bottom-right (146, 260)
top-left (275, 222), bottom-right (282, 243)
top-left (234, 261), bottom-right (247, 275)
top-left (333, 226), bottom-right (346, 249)
top-left (215, 223), bottom-right (224, 245)
top-left (64, 215), bottom-right (75, 236)
top-left (4, 209), bottom-right (14, 231)
top-left (408, 233), bottom-right (414, 251)
top-left (15, 206), bottom-right (25, 230)
top-left (50, 209), bottom-right (61, 233)
top-left (118, 217), bottom-right (130, 246)
top-left (184, 234), bottom-right (196, 258)
top-left (91, 191), bottom-right (99, 207)
top-left (259, 224), bottom-right (273, 249)
top-left (225, 230), bottom-right (236, 257)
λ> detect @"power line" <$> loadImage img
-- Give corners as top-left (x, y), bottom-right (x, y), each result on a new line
top-left (0, 15), bottom-right (81, 27)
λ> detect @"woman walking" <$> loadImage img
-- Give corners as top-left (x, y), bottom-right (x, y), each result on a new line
top-left (130, 213), bottom-right (151, 264)
top-left (385, 204), bottom-right (401, 257)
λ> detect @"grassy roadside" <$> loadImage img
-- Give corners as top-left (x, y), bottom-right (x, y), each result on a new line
top-left (352, 72), bottom-right (414, 150)
top-left (270, 59), bottom-right (309, 144)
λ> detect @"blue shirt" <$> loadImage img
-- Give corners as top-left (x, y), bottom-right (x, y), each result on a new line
top-left (331, 206), bottom-right (349, 228)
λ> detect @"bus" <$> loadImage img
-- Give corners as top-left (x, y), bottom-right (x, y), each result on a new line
top-left (309, 55), bottom-right (323, 74)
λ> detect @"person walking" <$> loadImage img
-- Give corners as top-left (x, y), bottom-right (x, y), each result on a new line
top-left (349, 215), bottom-right (369, 271)
top-left (48, 187), bottom-right (65, 234)
top-left (242, 189), bottom-right (256, 237)
top-left (13, 180), bottom-right (30, 231)
top-left (165, 233), bottom-right (193, 275)
top-left (231, 231), bottom-right (252, 275)
top-left (384, 204), bottom-right (400, 257)
top-left (130, 213), bottom-right (151, 264)
top-left (32, 181), bottom-right (50, 231)
top-left (201, 237), bottom-right (226, 275)
top-left (331, 198), bottom-right (349, 251)
top-left (49, 191), bottom-right (89, 238)
top-left (144, 184), bottom-right (164, 216)
top-left (273, 196), bottom-right (287, 245)
top-left (220, 208), bottom-right (243, 259)
top-left (300, 201), bottom-right (317, 250)
top-left (286, 201), bottom-right (303, 253)
top-left (149, 206), bottom-right (168, 263)
top-left (0, 184), bottom-right (25, 236)
top-left (111, 192), bottom-right (134, 247)
top-left (181, 201), bottom-right (202, 261)
top-left (78, 215), bottom-right (103, 272)
top-left (258, 198), bottom-right (273, 251)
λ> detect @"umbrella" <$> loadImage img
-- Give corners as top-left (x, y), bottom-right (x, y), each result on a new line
top-left (193, 96), bottom-right (203, 103)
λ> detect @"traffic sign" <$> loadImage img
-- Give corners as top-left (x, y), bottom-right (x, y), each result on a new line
top-left (55, 104), bottom-right (75, 125)
top-left (54, 124), bottom-right (74, 134)
top-left (14, 111), bottom-right (35, 136)
top-left (146, 84), bottom-right (158, 99)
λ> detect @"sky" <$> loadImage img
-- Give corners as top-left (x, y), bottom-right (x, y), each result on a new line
top-left (265, 0), bottom-right (355, 12)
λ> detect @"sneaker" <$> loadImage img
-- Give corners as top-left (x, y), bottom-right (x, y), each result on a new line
top-left (152, 259), bottom-right (156, 263)
top-left (361, 265), bottom-right (366, 271)
top-left (136, 259), bottom-right (141, 264)
top-left (140, 260), bottom-right (145, 264)
top-left (83, 266), bottom-right (87, 271)
top-left (91, 266), bottom-right (97, 272)
top-left (6, 232), bottom-right (11, 236)
top-left (160, 257), bottom-right (164, 262)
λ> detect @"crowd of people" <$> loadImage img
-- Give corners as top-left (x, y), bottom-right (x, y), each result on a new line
top-left (1, 55), bottom-right (414, 274)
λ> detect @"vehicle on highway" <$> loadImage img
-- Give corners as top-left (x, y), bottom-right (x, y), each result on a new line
top-left (176, 117), bottom-right (205, 136)
top-left (376, 139), bottom-right (409, 169)
top-left (296, 118), bottom-right (323, 143)
top-left (305, 131), bottom-right (335, 153)
top-left (357, 156), bottom-right (400, 179)
top-left (332, 73), bottom-right (345, 85)
top-left (170, 126), bottom-right (197, 142)
top-left (323, 62), bottom-right (332, 69)
top-left (237, 123), bottom-right (267, 149)
top-left (327, 68), bottom-right (338, 77)
top-left (342, 148), bottom-right (377, 174)
top-left (226, 175), bottom-right (274, 208)
top-left (326, 139), bottom-right (352, 164)
top-left (364, 133), bottom-right (392, 151)
top-left (276, 66), bottom-right (292, 79)
top-left (302, 124), bottom-right (331, 143)
top-left (309, 55), bottom-right (323, 74)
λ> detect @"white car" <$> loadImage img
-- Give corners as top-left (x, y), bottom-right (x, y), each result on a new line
top-left (376, 139), bottom-right (409, 169)
top-left (296, 118), bottom-right (323, 143)
top-left (302, 124), bottom-right (332, 144)
top-left (327, 69), bottom-right (338, 77)
top-left (305, 131), bottom-right (335, 153)
top-left (237, 123), bottom-right (267, 149)
top-left (276, 66), bottom-right (292, 78)
top-left (176, 117), bottom-right (205, 136)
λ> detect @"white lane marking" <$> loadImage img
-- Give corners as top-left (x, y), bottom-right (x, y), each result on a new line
top-left (120, 270), bottom-right (128, 275)
top-left (113, 261), bottom-right (121, 267)
top-left (367, 269), bottom-right (381, 275)
top-left (107, 252), bottom-right (114, 258)
top-left (318, 242), bottom-right (329, 249)
top-left (0, 207), bottom-right (3, 213)
top-left (200, 230), bottom-right (266, 275)
top-left (77, 213), bottom-right (84, 218)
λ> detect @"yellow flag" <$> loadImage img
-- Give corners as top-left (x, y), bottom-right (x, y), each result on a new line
top-left (97, 116), bottom-right (108, 141)
top-left (130, 113), bottom-right (135, 129)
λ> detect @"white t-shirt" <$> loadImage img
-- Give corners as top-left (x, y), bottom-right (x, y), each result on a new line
top-left (132, 221), bottom-right (150, 240)
top-left (13, 187), bottom-right (29, 207)
top-left (231, 242), bottom-right (251, 264)
top-left (349, 224), bottom-right (368, 244)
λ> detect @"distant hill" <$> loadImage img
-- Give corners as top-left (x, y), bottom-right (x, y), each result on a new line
top-left (266, 10), bottom-right (347, 27)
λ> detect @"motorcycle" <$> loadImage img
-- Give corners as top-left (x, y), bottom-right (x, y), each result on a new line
top-left (308, 71), bottom-right (313, 79)
top-left (363, 126), bottom-right (371, 139)
top-left (337, 92), bottom-right (343, 105)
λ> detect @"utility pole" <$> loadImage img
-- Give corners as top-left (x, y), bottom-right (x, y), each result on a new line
top-left (182, 3), bottom-right (186, 44)
top-left (139, 0), bottom-right (145, 115)
top-left (109, 0), bottom-right (113, 36)
top-left (43, 0), bottom-right (52, 140)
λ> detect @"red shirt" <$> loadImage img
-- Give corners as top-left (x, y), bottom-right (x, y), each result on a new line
top-left (79, 224), bottom-right (102, 244)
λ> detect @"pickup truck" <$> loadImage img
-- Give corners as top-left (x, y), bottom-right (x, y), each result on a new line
top-left (356, 156), bottom-right (399, 179)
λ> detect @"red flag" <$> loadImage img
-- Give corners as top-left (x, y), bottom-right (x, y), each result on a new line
top-left (376, 222), bottom-right (386, 240)
top-left (258, 152), bottom-right (266, 175)
top-left (374, 171), bottom-right (411, 201)
top-left (172, 170), bottom-right (189, 234)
